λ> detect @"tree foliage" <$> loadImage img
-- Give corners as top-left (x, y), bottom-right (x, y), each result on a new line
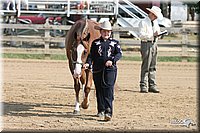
top-left (183, 1), bottom-right (200, 13)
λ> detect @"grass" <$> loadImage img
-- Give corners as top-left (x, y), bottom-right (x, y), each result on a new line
top-left (2, 53), bottom-right (198, 62)
top-left (2, 53), bottom-right (67, 60)
top-left (122, 55), bottom-right (197, 62)
top-left (3, 53), bottom-right (46, 60)
top-left (162, 33), bottom-right (198, 40)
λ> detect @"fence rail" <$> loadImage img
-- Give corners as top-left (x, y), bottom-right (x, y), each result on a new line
top-left (0, 22), bottom-right (199, 61)
top-left (1, 23), bottom-right (199, 32)
top-left (0, 0), bottom-right (118, 17)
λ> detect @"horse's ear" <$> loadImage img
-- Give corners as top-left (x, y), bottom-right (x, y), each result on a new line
top-left (74, 32), bottom-right (77, 39)
top-left (83, 33), bottom-right (90, 42)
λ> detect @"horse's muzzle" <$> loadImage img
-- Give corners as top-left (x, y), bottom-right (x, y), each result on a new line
top-left (73, 73), bottom-right (81, 79)
top-left (73, 64), bottom-right (82, 79)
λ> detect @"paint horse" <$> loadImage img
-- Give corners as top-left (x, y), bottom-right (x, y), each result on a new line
top-left (65, 19), bottom-right (100, 114)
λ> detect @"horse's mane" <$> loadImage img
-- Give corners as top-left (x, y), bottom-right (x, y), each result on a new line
top-left (65, 19), bottom-right (100, 50)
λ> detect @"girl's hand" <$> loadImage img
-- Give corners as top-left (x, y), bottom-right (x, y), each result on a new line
top-left (83, 63), bottom-right (89, 69)
top-left (105, 60), bottom-right (113, 67)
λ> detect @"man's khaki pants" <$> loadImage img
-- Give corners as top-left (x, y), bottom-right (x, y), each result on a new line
top-left (140, 41), bottom-right (158, 90)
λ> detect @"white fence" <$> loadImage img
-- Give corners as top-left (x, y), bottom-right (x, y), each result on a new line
top-left (0, 21), bottom-right (199, 61)
top-left (0, 0), bottom-right (119, 17)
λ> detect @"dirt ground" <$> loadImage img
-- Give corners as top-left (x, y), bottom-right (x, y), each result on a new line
top-left (1, 58), bottom-right (198, 132)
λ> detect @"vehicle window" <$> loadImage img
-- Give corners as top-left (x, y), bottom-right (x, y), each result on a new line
top-left (119, 8), bottom-right (132, 18)
top-left (119, 7), bottom-right (144, 18)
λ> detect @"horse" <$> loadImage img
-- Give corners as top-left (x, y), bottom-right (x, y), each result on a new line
top-left (65, 19), bottom-right (101, 114)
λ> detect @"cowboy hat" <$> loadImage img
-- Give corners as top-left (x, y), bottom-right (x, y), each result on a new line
top-left (95, 21), bottom-right (112, 31)
top-left (146, 6), bottom-right (163, 20)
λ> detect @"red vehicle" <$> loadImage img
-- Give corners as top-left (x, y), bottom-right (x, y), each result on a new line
top-left (3, 14), bottom-right (65, 48)
top-left (18, 14), bottom-right (62, 24)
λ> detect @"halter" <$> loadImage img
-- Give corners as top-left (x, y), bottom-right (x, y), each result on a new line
top-left (70, 50), bottom-right (84, 66)
top-left (70, 19), bottom-right (90, 68)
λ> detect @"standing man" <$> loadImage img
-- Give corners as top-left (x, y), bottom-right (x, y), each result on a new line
top-left (85, 21), bottom-right (122, 121)
top-left (138, 6), bottom-right (163, 93)
top-left (2, 0), bottom-right (16, 11)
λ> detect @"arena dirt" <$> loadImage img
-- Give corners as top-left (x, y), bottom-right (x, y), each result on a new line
top-left (2, 59), bottom-right (198, 132)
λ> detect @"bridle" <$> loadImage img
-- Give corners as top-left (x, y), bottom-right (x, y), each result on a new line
top-left (70, 47), bottom-right (84, 67)
top-left (70, 19), bottom-right (89, 69)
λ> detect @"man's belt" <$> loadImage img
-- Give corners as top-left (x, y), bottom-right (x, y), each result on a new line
top-left (141, 40), bottom-right (153, 43)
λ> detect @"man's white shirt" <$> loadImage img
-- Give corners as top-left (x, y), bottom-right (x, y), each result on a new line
top-left (138, 17), bottom-right (160, 41)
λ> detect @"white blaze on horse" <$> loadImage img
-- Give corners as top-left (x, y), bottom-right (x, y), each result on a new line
top-left (65, 19), bottom-right (100, 114)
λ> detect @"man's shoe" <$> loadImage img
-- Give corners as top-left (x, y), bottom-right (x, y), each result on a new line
top-left (149, 88), bottom-right (160, 93)
top-left (140, 88), bottom-right (148, 93)
top-left (104, 113), bottom-right (112, 121)
top-left (97, 111), bottom-right (105, 117)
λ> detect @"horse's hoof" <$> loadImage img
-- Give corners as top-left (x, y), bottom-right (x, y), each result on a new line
top-left (81, 102), bottom-right (89, 109)
top-left (73, 110), bottom-right (80, 115)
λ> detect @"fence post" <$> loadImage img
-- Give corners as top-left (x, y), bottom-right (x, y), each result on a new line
top-left (181, 28), bottom-right (188, 62)
top-left (44, 19), bottom-right (50, 59)
top-left (112, 23), bottom-right (120, 41)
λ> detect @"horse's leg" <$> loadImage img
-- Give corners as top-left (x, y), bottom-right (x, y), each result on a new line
top-left (81, 69), bottom-right (92, 109)
top-left (73, 78), bottom-right (81, 114)
top-left (80, 70), bottom-right (87, 109)
top-left (79, 70), bottom-right (86, 101)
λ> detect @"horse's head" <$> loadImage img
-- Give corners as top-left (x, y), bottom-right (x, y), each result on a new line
top-left (66, 19), bottom-right (100, 79)
top-left (70, 20), bottom-right (91, 79)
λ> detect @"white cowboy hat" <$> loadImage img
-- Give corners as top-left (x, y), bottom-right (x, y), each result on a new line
top-left (146, 6), bottom-right (163, 20)
top-left (95, 21), bottom-right (112, 31)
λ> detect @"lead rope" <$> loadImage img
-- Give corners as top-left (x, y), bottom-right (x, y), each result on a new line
top-left (101, 66), bottom-right (114, 88)
top-left (102, 67), bottom-right (107, 87)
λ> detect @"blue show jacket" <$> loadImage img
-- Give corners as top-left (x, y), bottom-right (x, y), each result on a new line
top-left (87, 37), bottom-right (122, 72)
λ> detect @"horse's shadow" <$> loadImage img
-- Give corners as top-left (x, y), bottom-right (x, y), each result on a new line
top-left (3, 102), bottom-right (97, 121)
top-left (50, 85), bottom-right (74, 90)
top-left (116, 89), bottom-right (139, 93)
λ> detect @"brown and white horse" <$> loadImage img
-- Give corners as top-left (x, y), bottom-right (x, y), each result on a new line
top-left (65, 19), bottom-right (100, 114)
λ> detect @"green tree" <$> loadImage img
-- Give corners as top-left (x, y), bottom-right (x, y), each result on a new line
top-left (183, 1), bottom-right (199, 21)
